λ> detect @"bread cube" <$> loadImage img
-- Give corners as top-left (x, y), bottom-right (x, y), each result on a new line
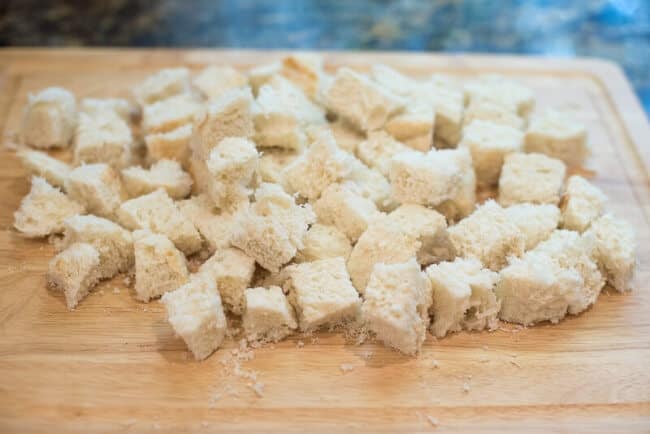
top-left (498, 152), bottom-right (566, 206)
top-left (422, 76), bottom-right (464, 147)
top-left (524, 108), bottom-right (589, 166)
top-left (459, 120), bottom-right (524, 186)
top-left (285, 257), bottom-right (361, 331)
top-left (329, 119), bottom-right (365, 154)
top-left (80, 97), bottom-right (132, 122)
top-left (48, 242), bottom-right (101, 310)
top-left (65, 163), bottom-right (126, 219)
top-left (384, 99), bottom-right (435, 152)
top-left (191, 87), bottom-right (254, 159)
top-left (197, 247), bottom-right (256, 315)
top-left (117, 189), bottom-right (201, 255)
top-left (281, 53), bottom-right (324, 99)
top-left (177, 194), bottom-right (235, 253)
top-left (388, 204), bottom-right (452, 265)
top-left (357, 131), bottom-right (410, 177)
top-left (193, 65), bottom-right (247, 100)
top-left (434, 147), bottom-right (476, 222)
top-left (74, 111), bottom-right (134, 170)
top-left (283, 134), bottom-right (352, 200)
top-left (133, 230), bottom-right (189, 302)
top-left (344, 158), bottom-right (396, 212)
top-left (248, 61), bottom-right (281, 95)
top-left (142, 94), bottom-right (200, 134)
top-left (347, 216), bottom-right (420, 293)
top-left (586, 214), bottom-right (636, 292)
top-left (560, 175), bottom-right (606, 232)
top-left (205, 137), bottom-right (259, 209)
top-left (325, 67), bottom-right (404, 131)
top-left (21, 87), bottom-right (77, 149)
top-left (314, 183), bottom-right (380, 243)
top-left (370, 64), bottom-right (417, 97)
top-left (61, 215), bottom-right (134, 279)
top-left (17, 149), bottom-right (71, 189)
top-left (122, 159), bottom-right (192, 200)
top-left (426, 258), bottom-right (499, 337)
top-left (132, 67), bottom-right (191, 106)
top-left (145, 124), bottom-right (192, 164)
top-left (448, 200), bottom-right (525, 271)
top-left (14, 177), bottom-right (85, 238)
top-left (257, 148), bottom-right (300, 184)
top-left (161, 275), bottom-right (226, 361)
top-left (505, 203), bottom-right (560, 250)
top-left (463, 98), bottom-right (524, 130)
top-left (389, 149), bottom-right (463, 207)
top-left (464, 75), bottom-right (535, 117)
top-left (295, 223), bottom-right (352, 263)
top-left (362, 259), bottom-right (432, 355)
top-left (243, 286), bottom-right (298, 342)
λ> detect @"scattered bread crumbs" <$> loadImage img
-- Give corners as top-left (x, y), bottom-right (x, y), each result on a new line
top-left (340, 363), bottom-right (355, 373)
top-left (360, 350), bottom-right (374, 360)
top-left (122, 276), bottom-right (132, 286)
top-left (510, 360), bottom-right (522, 368)
top-left (248, 381), bottom-right (265, 397)
top-left (296, 340), bottom-right (305, 349)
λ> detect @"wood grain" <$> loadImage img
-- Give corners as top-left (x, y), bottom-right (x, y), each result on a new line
top-left (0, 49), bottom-right (649, 434)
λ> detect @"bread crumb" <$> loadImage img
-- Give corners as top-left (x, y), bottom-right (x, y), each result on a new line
top-left (510, 360), bottom-right (522, 368)
top-left (482, 345), bottom-right (489, 350)
top-left (361, 350), bottom-right (373, 360)
top-left (248, 381), bottom-right (265, 397)
top-left (98, 290), bottom-right (105, 295)
top-left (426, 415), bottom-right (439, 427)
top-left (113, 287), bottom-right (120, 294)
top-left (201, 421), bottom-right (209, 428)
top-left (431, 359), bottom-right (439, 368)
top-left (479, 356), bottom-right (489, 363)
top-left (340, 363), bottom-right (354, 373)
top-left (463, 382), bottom-right (471, 393)
top-left (296, 340), bottom-right (304, 348)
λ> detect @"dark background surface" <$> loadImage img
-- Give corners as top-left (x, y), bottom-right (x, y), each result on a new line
top-left (1, 0), bottom-right (648, 115)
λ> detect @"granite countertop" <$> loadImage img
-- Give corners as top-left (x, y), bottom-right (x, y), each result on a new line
top-left (1, 0), bottom-right (648, 115)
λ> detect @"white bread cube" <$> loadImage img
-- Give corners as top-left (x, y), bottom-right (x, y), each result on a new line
top-left (61, 215), bottom-right (134, 279)
top-left (145, 124), bottom-right (192, 164)
top-left (314, 183), bottom-right (380, 243)
top-left (117, 189), bottom-right (201, 255)
top-left (459, 119), bottom-right (524, 186)
top-left (329, 119), bottom-right (365, 154)
top-left (248, 62), bottom-right (281, 95)
top-left (498, 152), bottom-right (566, 206)
top-left (422, 76), bottom-right (464, 147)
top-left (80, 97), bottom-right (132, 122)
top-left (389, 149), bottom-right (463, 207)
top-left (463, 97), bottom-right (524, 130)
top-left (370, 64), bottom-right (417, 97)
top-left (347, 216), bottom-right (420, 293)
top-left (257, 148), bottom-right (300, 184)
top-left (197, 247), bottom-right (256, 315)
top-left (295, 223), bottom-right (352, 263)
top-left (191, 87), bottom-right (254, 159)
top-left (177, 194), bottom-right (235, 253)
top-left (65, 163), bottom-right (126, 220)
top-left (362, 259), bottom-right (432, 355)
top-left (464, 75), bottom-right (535, 117)
top-left (17, 149), bottom-right (71, 189)
top-left (21, 87), bottom-right (77, 149)
top-left (74, 111), bottom-right (134, 170)
top-left (161, 275), bottom-right (226, 361)
top-left (122, 159), bottom-right (192, 200)
top-left (388, 204), bottom-right (452, 265)
top-left (357, 130), bottom-right (410, 177)
top-left (283, 134), bottom-right (352, 200)
top-left (344, 158), bottom-right (396, 212)
top-left (281, 53), bottom-right (324, 99)
top-left (505, 203), bottom-right (560, 250)
top-left (132, 67), bottom-right (191, 106)
top-left (193, 65), bottom-right (247, 100)
top-left (285, 257), bottom-right (361, 331)
top-left (133, 230), bottom-right (189, 302)
top-left (243, 286), bottom-right (298, 342)
top-left (14, 177), bottom-right (85, 238)
top-left (525, 108), bottom-right (589, 166)
top-left (434, 147), bottom-right (476, 222)
top-left (448, 200), bottom-right (525, 271)
top-left (325, 67), bottom-right (404, 131)
top-left (384, 99), bottom-right (435, 152)
top-left (426, 258), bottom-right (499, 338)
top-left (142, 94), bottom-right (200, 134)
top-left (560, 175), bottom-right (606, 232)
top-left (48, 242), bottom-right (101, 310)
top-left (205, 137), bottom-right (259, 209)
top-left (585, 214), bottom-right (636, 292)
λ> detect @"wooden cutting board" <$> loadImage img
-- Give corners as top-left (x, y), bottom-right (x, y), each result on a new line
top-left (0, 49), bottom-right (649, 434)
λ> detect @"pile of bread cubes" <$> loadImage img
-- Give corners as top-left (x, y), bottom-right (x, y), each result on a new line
top-left (12, 53), bottom-right (636, 360)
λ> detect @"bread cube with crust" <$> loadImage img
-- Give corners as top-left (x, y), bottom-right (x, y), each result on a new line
top-left (257, 148), bottom-right (300, 184)
top-left (329, 119), bottom-right (365, 154)
top-left (347, 216), bottom-right (420, 293)
top-left (117, 189), bottom-right (201, 255)
top-left (422, 75), bottom-right (465, 147)
top-left (505, 203), bottom-right (560, 250)
top-left (344, 158), bottom-right (396, 212)
top-left (357, 131), bottom-right (411, 177)
top-left (285, 257), bottom-right (361, 331)
top-left (14, 177), bottom-right (85, 238)
top-left (17, 149), bottom-right (71, 189)
top-left (464, 75), bottom-right (535, 117)
top-left (525, 108), bottom-right (589, 166)
top-left (65, 163), bottom-right (126, 220)
top-left (132, 67), bottom-right (191, 106)
top-left (161, 275), bottom-right (226, 360)
top-left (48, 242), bottom-right (101, 310)
top-left (61, 214), bottom-right (134, 279)
top-left (133, 230), bottom-right (189, 302)
top-left (295, 223), bottom-right (352, 263)
top-left (142, 94), bottom-right (200, 134)
top-left (243, 286), bottom-right (298, 342)
top-left (384, 99), bottom-right (435, 152)
top-left (80, 97), bottom-right (132, 122)
top-left (498, 152), bottom-right (566, 206)
top-left (459, 119), bottom-right (524, 186)
top-left (363, 259), bottom-right (432, 355)
top-left (177, 194), bottom-right (235, 253)
top-left (281, 53), bottom-right (324, 99)
top-left (74, 111), bottom-right (135, 170)
top-left (21, 87), bottom-right (77, 149)
top-left (463, 97), bottom-right (524, 130)
top-left (370, 64), bottom-right (417, 97)
top-left (205, 137), bottom-right (259, 209)
top-left (314, 183), bottom-right (380, 243)
top-left (434, 147), bottom-right (476, 222)
top-left (560, 175), bottom-right (606, 232)
top-left (145, 124), bottom-right (193, 164)
top-left (122, 159), bottom-right (192, 200)
top-left (193, 65), bottom-right (247, 100)
top-left (248, 61), bottom-right (281, 95)
top-left (325, 67), bottom-right (404, 131)
top-left (586, 214), bottom-right (636, 292)
top-left (448, 200), bottom-right (525, 271)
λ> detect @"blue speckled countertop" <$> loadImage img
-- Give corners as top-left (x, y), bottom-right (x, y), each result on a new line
top-left (1, 0), bottom-right (648, 115)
